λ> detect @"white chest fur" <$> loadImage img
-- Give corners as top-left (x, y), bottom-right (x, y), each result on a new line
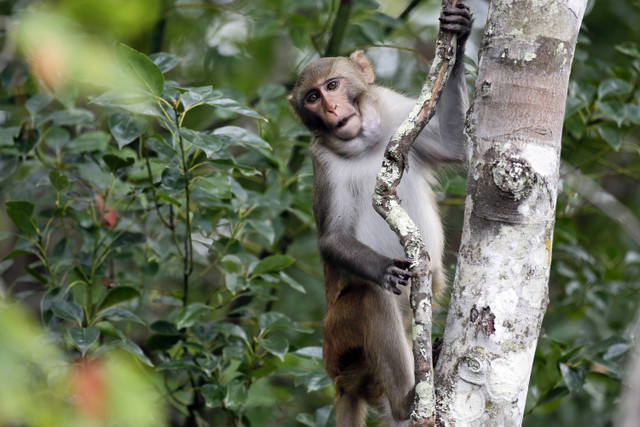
top-left (328, 147), bottom-right (444, 267)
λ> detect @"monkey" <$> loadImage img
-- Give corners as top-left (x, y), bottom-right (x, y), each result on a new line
top-left (289, 4), bottom-right (472, 426)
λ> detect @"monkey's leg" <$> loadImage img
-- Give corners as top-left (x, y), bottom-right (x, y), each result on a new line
top-left (334, 384), bottom-right (367, 427)
top-left (363, 288), bottom-right (415, 422)
top-left (377, 399), bottom-right (411, 427)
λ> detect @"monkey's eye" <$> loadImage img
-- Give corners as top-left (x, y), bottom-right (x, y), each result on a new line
top-left (306, 92), bottom-right (320, 103)
top-left (326, 80), bottom-right (339, 90)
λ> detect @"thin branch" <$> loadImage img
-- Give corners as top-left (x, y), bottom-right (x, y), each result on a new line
top-left (324, 0), bottom-right (354, 57)
top-left (371, 0), bottom-right (460, 425)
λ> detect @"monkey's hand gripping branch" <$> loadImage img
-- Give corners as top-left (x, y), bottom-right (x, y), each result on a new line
top-left (372, 1), bottom-right (461, 425)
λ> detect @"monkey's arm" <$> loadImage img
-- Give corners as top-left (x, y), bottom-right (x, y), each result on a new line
top-left (318, 232), bottom-right (412, 295)
top-left (413, 2), bottom-right (472, 163)
top-left (311, 147), bottom-right (412, 295)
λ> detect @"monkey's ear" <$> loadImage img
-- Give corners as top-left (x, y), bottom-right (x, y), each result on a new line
top-left (349, 51), bottom-right (375, 84)
top-left (287, 94), bottom-right (295, 108)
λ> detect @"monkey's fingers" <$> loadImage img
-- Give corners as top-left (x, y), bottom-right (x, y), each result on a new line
top-left (443, 2), bottom-right (471, 18)
top-left (392, 257), bottom-right (413, 270)
top-left (387, 282), bottom-right (403, 295)
top-left (440, 3), bottom-right (473, 36)
top-left (389, 267), bottom-right (412, 282)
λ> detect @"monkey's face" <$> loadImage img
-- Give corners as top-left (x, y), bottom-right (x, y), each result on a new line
top-left (302, 76), bottom-right (362, 140)
top-left (289, 55), bottom-right (372, 141)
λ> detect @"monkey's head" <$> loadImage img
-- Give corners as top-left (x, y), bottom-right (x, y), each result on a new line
top-left (289, 51), bottom-right (375, 140)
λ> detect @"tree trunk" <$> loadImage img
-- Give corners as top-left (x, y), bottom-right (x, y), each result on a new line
top-left (434, 1), bottom-right (587, 425)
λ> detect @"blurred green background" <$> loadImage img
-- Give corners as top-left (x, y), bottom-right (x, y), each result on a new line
top-left (0, 0), bottom-right (639, 426)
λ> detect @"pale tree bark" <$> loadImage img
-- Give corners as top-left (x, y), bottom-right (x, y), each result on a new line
top-left (433, 1), bottom-right (587, 426)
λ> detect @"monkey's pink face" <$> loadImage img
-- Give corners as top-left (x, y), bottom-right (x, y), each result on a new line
top-left (304, 77), bottom-right (362, 140)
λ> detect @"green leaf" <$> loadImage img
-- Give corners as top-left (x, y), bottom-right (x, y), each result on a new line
top-left (156, 359), bottom-right (198, 371)
top-left (313, 406), bottom-right (334, 427)
top-left (597, 78), bottom-right (633, 99)
top-left (112, 232), bottom-right (146, 247)
top-left (41, 287), bottom-right (64, 326)
top-left (295, 346), bottom-right (323, 360)
top-left (224, 382), bottom-right (248, 411)
top-left (294, 369), bottom-right (332, 392)
top-left (196, 174), bottom-right (232, 199)
top-left (150, 320), bottom-right (180, 335)
top-left (69, 327), bottom-right (100, 356)
top-left (67, 130), bottom-right (111, 152)
top-left (49, 170), bottom-right (69, 191)
top-left (564, 114), bottom-right (587, 138)
top-left (206, 97), bottom-right (266, 120)
top-left (212, 322), bottom-right (248, 343)
top-left (90, 89), bottom-right (155, 109)
top-left (0, 157), bottom-right (18, 183)
top-left (594, 100), bottom-right (626, 127)
top-left (45, 109), bottom-right (94, 126)
top-left (44, 127), bottom-right (71, 153)
top-left (626, 104), bottom-right (640, 125)
top-left (258, 336), bottom-right (289, 361)
top-left (258, 83), bottom-right (287, 100)
top-left (585, 335), bottom-right (627, 356)
top-left (597, 126), bottom-right (624, 151)
top-left (176, 302), bottom-right (211, 329)
top-left (179, 128), bottom-right (226, 158)
top-left (202, 384), bottom-right (224, 408)
top-left (179, 86), bottom-right (216, 109)
top-left (222, 345), bottom-right (245, 362)
top-left (588, 358), bottom-right (622, 379)
top-left (25, 264), bottom-right (48, 285)
top-left (99, 307), bottom-right (145, 324)
top-left (150, 52), bottom-right (182, 73)
top-left (536, 385), bottom-right (569, 407)
top-left (114, 42), bottom-right (164, 97)
top-left (13, 125), bottom-right (39, 154)
top-left (52, 300), bottom-right (84, 325)
top-left (26, 93), bottom-right (53, 116)
top-left (258, 312), bottom-right (312, 334)
top-left (98, 286), bottom-right (141, 311)
top-left (103, 154), bottom-right (135, 173)
top-left (295, 413), bottom-right (315, 427)
top-left (224, 272), bottom-right (249, 294)
top-left (156, 191), bottom-right (181, 206)
top-left (145, 334), bottom-right (181, 351)
top-left (0, 259), bottom-right (13, 276)
top-left (112, 339), bottom-right (153, 366)
top-left (108, 113), bottom-right (149, 149)
top-left (603, 343), bottom-right (631, 361)
top-left (196, 356), bottom-right (219, 377)
top-left (615, 41), bottom-right (640, 59)
top-left (6, 201), bottom-right (37, 236)
top-left (251, 255), bottom-right (295, 276)
top-left (213, 126), bottom-right (271, 151)
top-left (211, 159), bottom-right (261, 177)
top-left (3, 249), bottom-right (35, 260)
top-left (559, 363), bottom-right (585, 393)
top-left (162, 171), bottom-right (187, 196)
top-left (247, 219), bottom-right (276, 245)
top-left (95, 321), bottom-right (122, 339)
top-left (280, 272), bottom-right (306, 294)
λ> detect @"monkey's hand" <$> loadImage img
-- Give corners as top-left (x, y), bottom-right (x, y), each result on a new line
top-left (440, 2), bottom-right (473, 44)
top-left (382, 258), bottom-right (413, 295)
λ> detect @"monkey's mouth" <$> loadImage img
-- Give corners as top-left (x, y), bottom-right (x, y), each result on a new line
top-left (335, 116), bottom-right (353, 129)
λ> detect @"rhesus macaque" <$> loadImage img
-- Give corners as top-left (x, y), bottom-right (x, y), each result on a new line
top-left (289, 3), bottom-right (472, 426)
